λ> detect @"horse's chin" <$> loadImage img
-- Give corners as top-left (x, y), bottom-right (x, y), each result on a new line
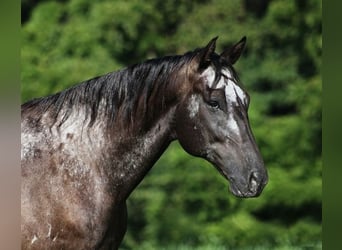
top-left (229, 185), bottom-right (252, 198)
top-left (208, 159), bottom-right (264, 198)
top-left (228, 182), bottom-right (262, 198)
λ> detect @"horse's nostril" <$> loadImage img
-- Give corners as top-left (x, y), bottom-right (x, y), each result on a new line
top-left (250, 171), bottom-right (258, 181)
top-left (249, 172), bottom-right (259, 192)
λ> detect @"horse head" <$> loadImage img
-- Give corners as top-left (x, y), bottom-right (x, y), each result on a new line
top-left (175, 37), bottom-right (268, 198)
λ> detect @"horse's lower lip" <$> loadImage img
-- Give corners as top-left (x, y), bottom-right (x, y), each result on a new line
top-left (228, 184), bottom-right (261, 198)
top-left (218, 170), bottom-right (245, 197)
top-left (227, 182), bottom-right (241, 196)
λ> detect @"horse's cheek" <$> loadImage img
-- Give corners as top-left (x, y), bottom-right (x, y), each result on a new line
top-left (175, 110), bottom-right (205, 157)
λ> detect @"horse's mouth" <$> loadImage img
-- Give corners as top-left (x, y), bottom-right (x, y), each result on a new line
top-left (215, 166), bottom-right (264, 198)
top-left (207, 153), bottom-right (266, 198)
top-left (228, 182), bottom-right (261, 198)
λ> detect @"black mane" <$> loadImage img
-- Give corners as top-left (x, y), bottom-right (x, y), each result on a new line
top-left (22, 51), bottom-right (198, 131)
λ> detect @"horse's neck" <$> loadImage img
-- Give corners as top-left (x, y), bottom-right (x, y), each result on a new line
top-left (105, 106), bottom-right (177, 200)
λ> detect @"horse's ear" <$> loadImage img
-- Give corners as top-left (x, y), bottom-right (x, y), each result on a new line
top-left (220, 36), bottom-right (246, 65)
top-left (197, 36), bottom-right (218, 70)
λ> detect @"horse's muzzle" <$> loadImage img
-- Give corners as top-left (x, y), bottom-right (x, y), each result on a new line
top-left (228, 171), bottom-right (268, 198)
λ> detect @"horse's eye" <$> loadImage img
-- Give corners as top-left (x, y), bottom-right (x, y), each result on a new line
top-left (208, 100), bottom-right (220, 109)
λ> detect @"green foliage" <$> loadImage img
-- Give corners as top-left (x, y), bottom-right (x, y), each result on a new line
top-left (22, 0), bottom-right (321, 249)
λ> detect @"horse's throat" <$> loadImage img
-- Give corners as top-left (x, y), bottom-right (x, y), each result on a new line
top-left (111, 108), bottom-right (176, 200)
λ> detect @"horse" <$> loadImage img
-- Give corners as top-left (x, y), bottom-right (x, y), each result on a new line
top-left (21, 36), bottom-right (268, 249)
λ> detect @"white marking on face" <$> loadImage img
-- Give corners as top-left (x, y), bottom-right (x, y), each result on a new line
top-left (188, 95), bottom-right (199, 118)
top-left (201, 67), bottom-right (247, 105)
top-left (219, 68), bottom-right (246, 105)
top-left (201, 67), bottom-right (248, 135)
top-left (228, 113), bottom-right (239, 133)
top-left (201, 67), bottom-right (216, 87)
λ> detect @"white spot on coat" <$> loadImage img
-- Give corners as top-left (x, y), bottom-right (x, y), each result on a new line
top-left (31, 234), bottom-right (38, 244)
top-left (201, 67), bottom-right (216, 88)
top-left (52, 234), bottom-right (58, 242)
top-left (47, 223), bottom-right (52, 238)
top-left (188, 95), bottom-right (199, 118)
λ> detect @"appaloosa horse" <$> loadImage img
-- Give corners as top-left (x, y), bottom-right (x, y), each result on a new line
top-left (21, 37), bottom-right (268, 249)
